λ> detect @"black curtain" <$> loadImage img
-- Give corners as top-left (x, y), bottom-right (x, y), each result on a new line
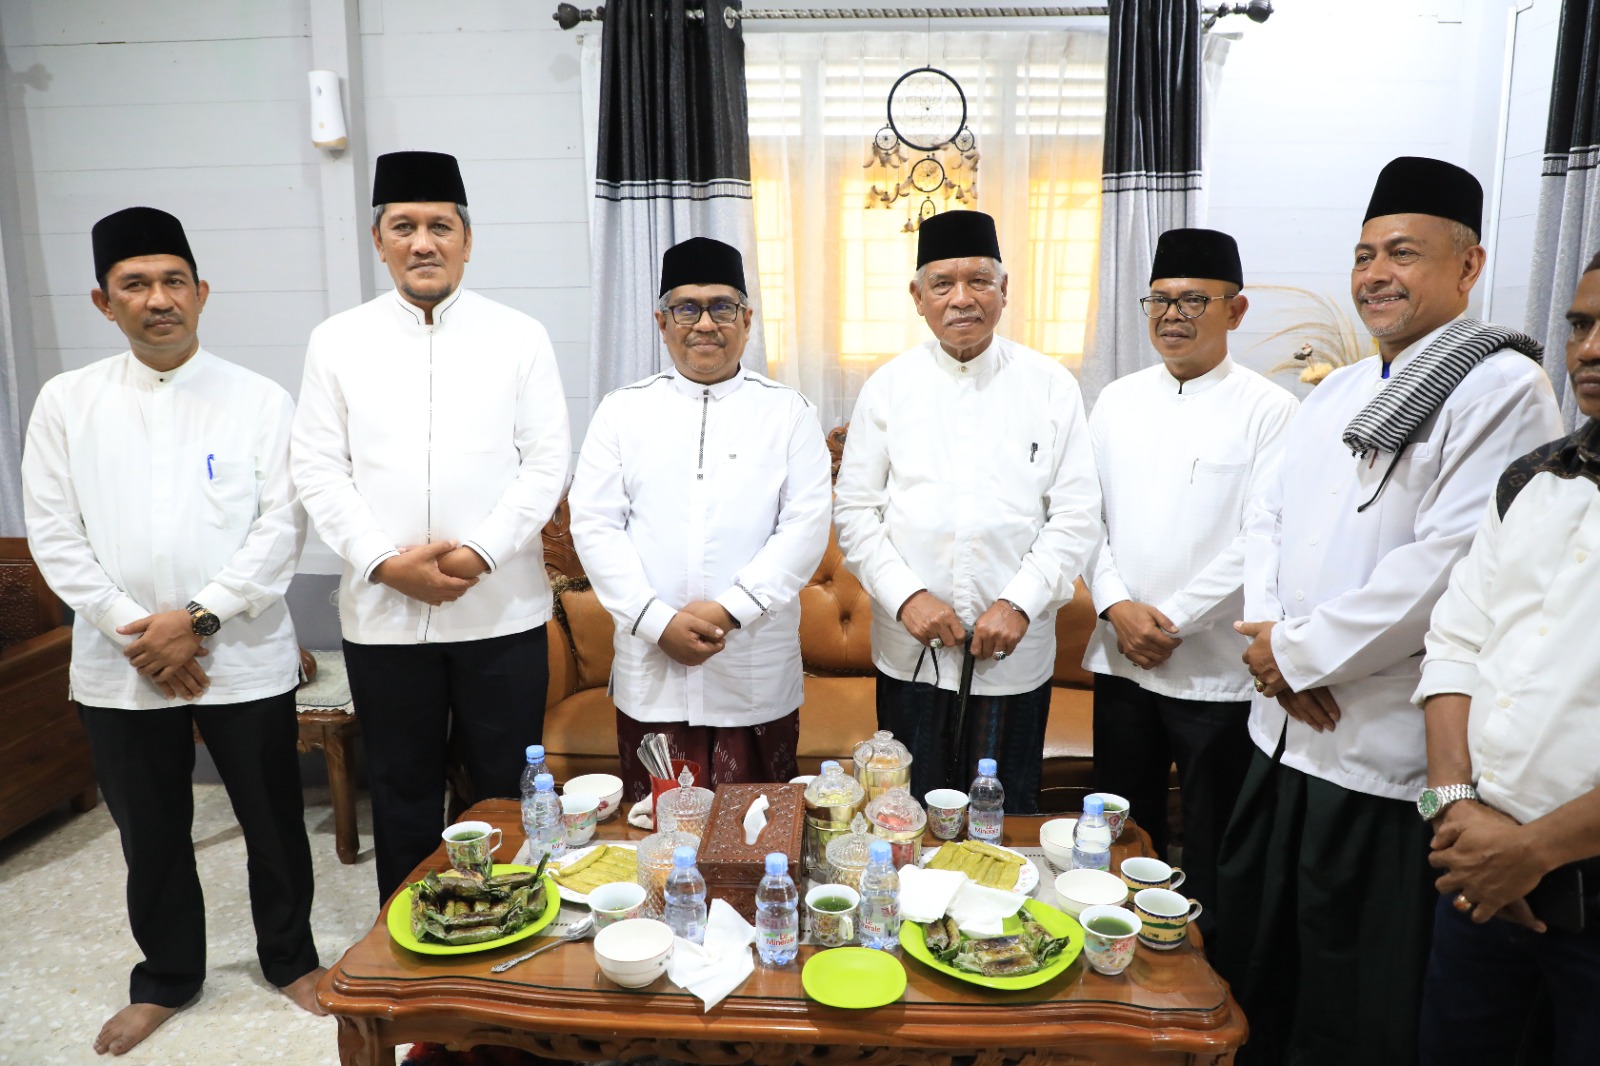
top-left (1526, 0), bottom-right (1600, 428)
top-left (590, 0), bottom-right (765, 400)
top-left (1079, 0), bottom-right (1203, 411)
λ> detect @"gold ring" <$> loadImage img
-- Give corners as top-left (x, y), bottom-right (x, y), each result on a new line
top-left (1452, 893), bottom-right (1474, 914)
top-left (1254, 678), bottom-right (1266, 692)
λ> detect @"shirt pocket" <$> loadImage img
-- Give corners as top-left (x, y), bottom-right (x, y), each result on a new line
top-left (201, 458), bottom-right (259, 529)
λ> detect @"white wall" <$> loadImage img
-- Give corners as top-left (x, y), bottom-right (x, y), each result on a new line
top-left (1205, 0), bottom-right (1556, 390)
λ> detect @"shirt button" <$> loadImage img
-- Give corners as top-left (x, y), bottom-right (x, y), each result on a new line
top-left (1578, 551), bottom-right (1589, 563)
top-left (1498, 695), bottom-right (1511, 708)
top-left (1482, 770), bottom-right (1496, 784)
top-left (1295, 591), bottom-right (1305, 602)
top-left (1309, 537), bottom-right (1319, 546)
top-left (1538, 625), bottom-right (1550, 637)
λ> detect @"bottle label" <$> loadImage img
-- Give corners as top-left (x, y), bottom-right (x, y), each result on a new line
top-left (760, 926), bottom-right (798, 953)
top-left (860, 902), bottom-right (898, 941)
top-left (969, 808), bottom-right (1004, 841)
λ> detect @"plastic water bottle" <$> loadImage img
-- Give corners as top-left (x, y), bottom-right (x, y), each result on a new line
top-left (967, 758), bottom-right (1006, 844)
top-left (520, 745), bottom-right (549, 796)
top-left (1072, 795), bottom-right (1112, 872)
top-left (857, 840), bottom-right (901, 951)
top-left (664, 845), bottom-right (708, 944)
top-left (754, 852), bottom-right (799, 966)
top-left (525, 772), bottom-right (565, 863)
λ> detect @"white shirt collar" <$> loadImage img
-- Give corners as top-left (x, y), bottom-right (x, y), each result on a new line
top-left (1158, 353), bottom-right (1234, 397)
top-left (930, 334), bottom-right (1002, 380)
top-left (125, 348), bottom-right (208, 388)
top-left (388, 284), bottom-right (466, 327)
top-left (667, 367), bottom-right (748, 400)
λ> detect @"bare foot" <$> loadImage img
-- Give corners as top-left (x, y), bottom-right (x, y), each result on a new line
top-left (93, 1002), bottom-right (180, 1056)
top-left (282, 967), bottom-right (329, 1016)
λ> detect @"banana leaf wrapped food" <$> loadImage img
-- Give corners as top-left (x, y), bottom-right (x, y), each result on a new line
top-left (921, 911), bottom-right (1067, 976)
top-left (409, 855), bottom-right (549, 946)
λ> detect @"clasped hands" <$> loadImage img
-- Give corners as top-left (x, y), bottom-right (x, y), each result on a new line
top-left (1235, 619), bottom-right (1342, 733)
top-left (1428, 800), bottom-right (1548, 932)
top-left (373, 541), bottom-right (488, 606)
top-left (118, 610), bottom-right (210, 700)
top-left (658, 601), bottom-right (738, 666)
top-left (897, 590), bottom-right (1028, 660)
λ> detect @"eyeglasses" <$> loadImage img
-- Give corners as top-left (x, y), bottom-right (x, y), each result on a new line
top-left (665, 299), bottom-right (744, 326)
top-left (1139, 294), bottom-right (1232, 320)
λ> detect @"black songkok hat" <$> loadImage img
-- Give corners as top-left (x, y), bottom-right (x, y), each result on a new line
top-left (1363, 156), bottom-right (1483, 235)
top-left (916, 211), bottom-right (1002, 268)
top-left (1150, 228), bottom-right (1244, 288)
top-left (371, 150), bottom-right (468, 206)
top-left (658, 237), bottom-right (747, 297)
top-left (92, 207), bottom-right (196, 284)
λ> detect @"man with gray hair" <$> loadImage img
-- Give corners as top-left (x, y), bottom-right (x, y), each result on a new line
top-left (834, 210), bottom-right (1100, 812)
top-left (292, 150), bottom-right (570, 900)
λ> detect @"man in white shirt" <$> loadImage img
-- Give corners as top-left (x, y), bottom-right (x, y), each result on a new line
top-left (292, 152), bottom-right (570, 899)
top-left (1085, 228), bottom-right (1296, 931)
top-left (834, 211), bottom-right (1101, 813)
top-left (570, 237), bottom-right (831, 800)
top-left (22, 207), bottom-right (323, 1056)
top-left (1413, 250), bottom-right (1600, 1066)
top-left (1215, 157), bottom-right (1563, 1066)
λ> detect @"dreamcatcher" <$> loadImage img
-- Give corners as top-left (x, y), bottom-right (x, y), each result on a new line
top-left (865, 67), bottom-right (980, 233)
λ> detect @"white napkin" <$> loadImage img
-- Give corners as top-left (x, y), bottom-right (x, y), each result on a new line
top-left (897, 865), bottom-right (968, 925)
top-left (742, 794), bottom-right (770, 845)
top-left (627, 796), bottom-right (654, 830)
top-left (947, 881), bottom-right (1027, 937)
top-left (666, 899), bottom-right (756, 1011)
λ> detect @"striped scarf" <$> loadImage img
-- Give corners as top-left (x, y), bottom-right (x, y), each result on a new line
top-left (1341, 318), bottom-right (1544, 459)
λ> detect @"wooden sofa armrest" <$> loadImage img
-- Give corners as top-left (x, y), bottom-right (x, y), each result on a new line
top-left (545, 577), bottom-right (587, 709)
top-left (0, 626), bottom-right (73, 683)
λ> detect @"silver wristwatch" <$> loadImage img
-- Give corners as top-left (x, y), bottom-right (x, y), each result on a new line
top-left (1417, 783), bottom-right (1477, 821)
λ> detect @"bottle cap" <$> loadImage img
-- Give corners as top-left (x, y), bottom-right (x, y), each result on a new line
top-left (978, 758), bottom-right (997, 776)
top-left (765, 852), bottom-right (788, 875)
top-left (820, 760), bottom-right (841, 773)
top-left (1084, 795), bottom-right (1104, 816)
top-left (868, 839), bottom-right (892, 863)
top-left (673, 845), bottom-right (696, 866)
top-left (534, 772), bottom-right (554, 791)
top-left (526, 744), bottom-right (545, 762)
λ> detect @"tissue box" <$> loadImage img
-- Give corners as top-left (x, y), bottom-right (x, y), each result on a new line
top-left (698, 782), bottom-right (805, 923)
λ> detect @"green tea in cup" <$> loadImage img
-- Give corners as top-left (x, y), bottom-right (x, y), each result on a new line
top-left (813, 895), bottom-right (853, 912)
top-left (1087, 913), bottom-right (1138, 937)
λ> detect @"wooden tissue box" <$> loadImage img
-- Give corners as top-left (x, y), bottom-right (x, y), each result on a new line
top-left (698, 782), bottom-right (805, 923)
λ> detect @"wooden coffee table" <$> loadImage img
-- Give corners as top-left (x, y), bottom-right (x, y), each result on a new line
top-left (318, 800), bottom-right (1246, 1065)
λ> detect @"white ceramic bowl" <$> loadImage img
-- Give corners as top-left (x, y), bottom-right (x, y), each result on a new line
top-left (1038, 817), bottom-right (1078, 871)
top-left (1053, 868), bottom-right (1129, 919)
top-left (564, 774), bottom-right (625, 822)
top-left (593, 917), bottom-right (675, 987)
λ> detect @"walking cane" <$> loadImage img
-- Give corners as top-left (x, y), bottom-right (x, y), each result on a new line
top-left (950, 627), bottom-right (976, 782)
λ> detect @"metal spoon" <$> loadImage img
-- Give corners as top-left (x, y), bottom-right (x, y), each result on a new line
top-left (489, 915), bottom-right (595, 973)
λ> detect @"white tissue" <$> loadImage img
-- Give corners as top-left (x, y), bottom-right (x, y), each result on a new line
top-left (946, 881), bottom-right (1027, 937)
top-left (667, 899), bottom-right (756, 1011)
top-left (742, 793), bottom-right (770, 845)
top-left (897, 865), bottom-right (968, 924)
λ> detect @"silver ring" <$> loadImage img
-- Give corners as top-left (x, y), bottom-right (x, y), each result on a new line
top-left (929, 637), bottom-right (943, 650)
top-left (994, 651), bottom-right (1008, 661)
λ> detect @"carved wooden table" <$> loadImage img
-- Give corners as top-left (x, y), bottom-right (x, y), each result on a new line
top-left (319, 800), bottom-right (1247, 1066)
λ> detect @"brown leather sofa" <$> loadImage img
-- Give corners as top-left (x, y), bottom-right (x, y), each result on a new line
top-left (0, 538), bottom-right (97, 841)
top-left (538, 505), bottom-right (1099, 814)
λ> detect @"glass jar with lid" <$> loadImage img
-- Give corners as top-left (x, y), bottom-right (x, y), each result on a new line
top-left (864, 785), bottom-right (927, 869)
top-left (852, 729), bottom-right (912, 802)
top-left (803, 760), bottom-right (866, 879)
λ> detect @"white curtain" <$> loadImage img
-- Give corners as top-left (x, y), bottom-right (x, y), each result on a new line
top-left (746, 30), bottom-right (1108, 430)
top-left (0, 210), bottom-right (25, 536)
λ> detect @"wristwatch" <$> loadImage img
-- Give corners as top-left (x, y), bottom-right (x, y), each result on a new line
top-left (1417, 783), bottom-right (1477, 821)
top-left (186, 600), bottom-right (221, 638)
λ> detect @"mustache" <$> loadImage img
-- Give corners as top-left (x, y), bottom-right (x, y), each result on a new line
top-left (1357, 287), bottom-right (1408, 304)
top-left (144, 315), bottom-right (182, 327)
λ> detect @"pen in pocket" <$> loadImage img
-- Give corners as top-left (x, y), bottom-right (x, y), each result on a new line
top-left (206, 453), bottom-right (214, 480)
top-left (1029, 442), bottom-right (1038, 463)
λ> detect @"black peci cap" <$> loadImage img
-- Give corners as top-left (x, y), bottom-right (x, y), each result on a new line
top-left (915, 210), bottom-right (1002, 269)
top-left (371, 150), bottom-right (468, 207)
top-left (1150, 228), bottom-right (1244, 288)
top-left (658, 236), bottom-right (747, 297)
top-left (1363, 156), bottom-right (1483, 235)
top-left (92, 207), bottom-right (196, 284)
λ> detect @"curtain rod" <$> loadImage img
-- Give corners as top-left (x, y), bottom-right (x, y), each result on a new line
top-left (552, 3), bottom-right (1269, 30)
top-left (552, 5), bottom-right (1110, 30)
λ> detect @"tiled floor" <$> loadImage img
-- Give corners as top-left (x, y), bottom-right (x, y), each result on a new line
top-left (0, 785), bottom-right (385, 1065)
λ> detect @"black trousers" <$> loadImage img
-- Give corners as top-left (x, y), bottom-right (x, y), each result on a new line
top-left (79, 691), bottom-right (320, 1008)
top-left (344, 626), bottom-right (549, 901)
top-left (1213, 741), bottom-right (1435, 1066)
top-left (875, 670), bottom-right (1051, 815)
top-left (1091, 672), bottom-right (1252, 935)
